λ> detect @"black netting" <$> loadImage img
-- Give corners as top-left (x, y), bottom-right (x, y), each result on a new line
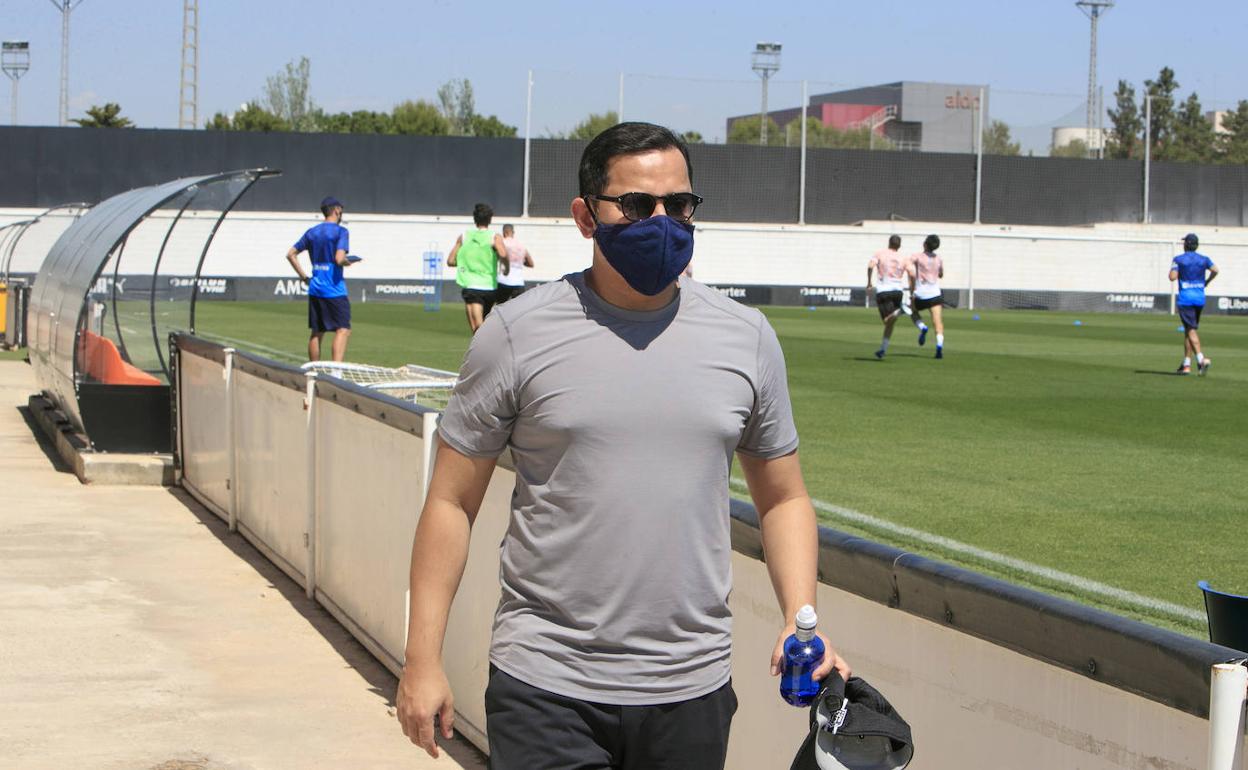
top-left (805, 148), bottom-right (975, 224)
top-left (981, 155), bottom-right (1143, 225)
top-left (527, 138), bottom-right (586, 219)
top-left (1150, 163), bottom-right (1248, 227)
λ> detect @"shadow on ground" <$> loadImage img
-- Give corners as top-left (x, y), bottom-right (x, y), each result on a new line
top-left (16, 405), bottom-right (73, 474)
top-left (162, 486), bottom-right (488, 768)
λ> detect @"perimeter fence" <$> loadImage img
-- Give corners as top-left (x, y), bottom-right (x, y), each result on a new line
top-left (2, 73), bottom-right (1248, 227)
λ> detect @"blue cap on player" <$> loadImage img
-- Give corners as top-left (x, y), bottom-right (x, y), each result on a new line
top-left (320, 196), bottom-right (343, 213)
top-left (1183, 233), bottom-right (1198, 250)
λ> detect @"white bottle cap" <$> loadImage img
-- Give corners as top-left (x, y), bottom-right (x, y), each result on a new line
top-left (795, 604), bottom-right (817, 630)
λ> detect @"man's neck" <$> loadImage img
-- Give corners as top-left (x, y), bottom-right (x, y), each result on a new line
top-left (586, 259), bottom-right (678, 312)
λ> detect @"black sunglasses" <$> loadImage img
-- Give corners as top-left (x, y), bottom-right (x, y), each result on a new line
top-left (586, 192), bottom-right (704, 223)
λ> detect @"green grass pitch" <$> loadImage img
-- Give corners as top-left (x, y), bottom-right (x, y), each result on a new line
top-left (189, 299), bottom-right (1246, 636)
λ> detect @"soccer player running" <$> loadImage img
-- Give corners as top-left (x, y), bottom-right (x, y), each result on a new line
top-left (910, 234), bottom-right (946, 359)
top-left (285, 195), bottom-right (356, 362)
top-left (1170, 232), bottom-right (1219, 375)
top-left (447, 202), bottom-right (508, 333)
top-left (396, 122), bottom-right (850, 769)
top-left (867, 235), bottom-right (928, 358)
top-left (494, 223), bottom-right (534, 305)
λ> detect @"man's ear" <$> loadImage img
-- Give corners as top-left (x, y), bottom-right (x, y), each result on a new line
top-left (571, 197), bottom-right (596, 239)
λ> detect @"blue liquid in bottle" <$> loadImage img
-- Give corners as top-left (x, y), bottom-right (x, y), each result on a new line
top-left (780, 605), bottom-right (825, 707)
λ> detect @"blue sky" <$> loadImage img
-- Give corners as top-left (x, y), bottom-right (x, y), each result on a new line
top-left (1, 0), bottom-right (1243, 149)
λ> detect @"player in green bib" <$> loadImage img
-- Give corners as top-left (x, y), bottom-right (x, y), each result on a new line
top-left (448, 202), bottom-right (508, 333)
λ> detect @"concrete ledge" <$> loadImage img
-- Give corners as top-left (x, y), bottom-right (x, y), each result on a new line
top-left (26, 394), bottom-right (175, 485)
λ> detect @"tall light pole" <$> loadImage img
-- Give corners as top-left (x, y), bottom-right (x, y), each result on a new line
top-left (751, 42), bottom-right (781, 146)
top-left (1, 41), bottom-right (30, 126)
top-left (179, 0), bottom-right (199, 129)
top-left (1076, 0), bottom-right (1114, 158)
top-left (48, 0), bottom-right (86, 126)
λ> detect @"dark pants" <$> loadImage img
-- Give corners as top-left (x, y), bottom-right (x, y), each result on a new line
top-left (308, 295), bottom-right (351, 331)
top-left (485, 666), bottom-right (737, 770)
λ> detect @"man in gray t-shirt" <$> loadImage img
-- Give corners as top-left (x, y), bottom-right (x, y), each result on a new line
top-left (397, 122), bottom-right (850, 769)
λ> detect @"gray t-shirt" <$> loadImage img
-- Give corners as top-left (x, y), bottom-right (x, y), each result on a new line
top-left (437, 270), bottom-right (798, 705)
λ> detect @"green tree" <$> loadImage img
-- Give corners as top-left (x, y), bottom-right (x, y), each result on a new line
top-left (391, 99), bottom-right (449, 135)
top-left (1106, 80), bottom-right (1142, 159)
top-left (982, 120), bottom-right (1020, 156)
top-left (262, 56), bottom-right (316, 131)
top-left (679, 130), bottom-right (704, 144)
top-left (727, 115), bottom-right (784, 146)
top-left (228, 102), bottom-right (290, 132)
top-left (1143, 66), bottom-right (1179, 159)
top-left (1051, 138), bottom-right (1090, 158)
top-left (566, 110), bottom-right (619, 141)
top-left (437, 78), bottom-right (476, 135)
top-left (204, 111), bottom-right (233, 130)
top-left (1218, 100), bottom-right (1248, 164)
top-left (71, 102), bottom-right (133, 128)
top-left (470, 113), bottom-right (518, 138)
top-left (1170, 93), bottom-right (1216, 163)
top-left (781, 118), bottom-right (894, 150)
top-left (311, 109), bottom-right (352, 133)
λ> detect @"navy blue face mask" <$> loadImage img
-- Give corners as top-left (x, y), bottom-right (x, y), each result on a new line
top-left (593, 215), bottom-right (695, 296)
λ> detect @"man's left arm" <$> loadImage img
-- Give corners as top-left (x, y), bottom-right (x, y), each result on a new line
top-left (334, 229), bottom-right (351, 267)
top-left (1206, 262), bottom-right (1219, 287)
top-left (738, 451), bottom-right (851, 684)
top-left (494, 234), bottom-right (510, 276)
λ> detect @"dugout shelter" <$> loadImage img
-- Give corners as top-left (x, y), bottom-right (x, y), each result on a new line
top-left (28, 169), bottom-right (277, 452)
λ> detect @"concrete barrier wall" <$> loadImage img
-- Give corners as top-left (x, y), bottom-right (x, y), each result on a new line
top-left (174, 335), bottom-right (1246, 770)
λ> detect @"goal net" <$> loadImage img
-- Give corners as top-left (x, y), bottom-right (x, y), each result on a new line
top-left (301, 361), bottom-right (457, 411)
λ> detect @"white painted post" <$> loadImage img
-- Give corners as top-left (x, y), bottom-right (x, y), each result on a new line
top-left (304, 371), bottom-right (318, 600)
top-left (974, 87), bottom-right (985, 225)
top-left (799, 80), bottom-right (808, 226)
top-left (223, 348), bottom-right (237, 533)
top-left (420, 412), bottom-right (438, 506)
top-left (968, 234), bottom-right (976, 311)
top-left (1144, 94), bottom-right (1152, 224)
top-left (522, 70), bottom-right (533, 219)
top-left (1207, 662), bottom-right (1247, 770)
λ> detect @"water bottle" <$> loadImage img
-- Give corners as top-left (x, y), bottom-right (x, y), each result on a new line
top-left (780, 604), bottom-right (825, 707)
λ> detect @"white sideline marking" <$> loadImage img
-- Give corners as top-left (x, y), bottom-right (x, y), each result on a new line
top-left (728, 477), bottom-right (1204, 623)
top-left (196, 332), bottom-right (302, 363)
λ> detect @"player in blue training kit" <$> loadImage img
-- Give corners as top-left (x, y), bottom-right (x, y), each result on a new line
top-left (286, 196), bottom-right (357, 362)
top-left (1169, 233), bottom-right (1219, 376)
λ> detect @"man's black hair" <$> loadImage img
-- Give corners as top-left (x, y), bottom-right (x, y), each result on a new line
top-left (578, 122), bottom-right (693, 197)
top-left (888, 235), bottom-right (901, 250)
top-left (473, 203), bottom-right (494, 227)
top-left (321, 202), bottom-right (341, 218)
top-left (1183, 233), bottom-right (1199, 251)
top-left (924, 234), bottom-right (941, 252)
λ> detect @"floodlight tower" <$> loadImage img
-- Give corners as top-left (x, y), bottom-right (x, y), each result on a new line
top-left (179, 0), bottom-right (199, 129)
top-left (751, 42), bottom-right (781, 145)
top-left (1076, 0), bottom-right (1114, 157)
top-left (48, 0), bottom-right (86, 126)
top-left (2, 41), bottom-right (30, 126)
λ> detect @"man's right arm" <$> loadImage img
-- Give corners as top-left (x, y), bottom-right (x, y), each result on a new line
top-left (447, 236), bottom-right (462, 267)
top-left (1206, 264), bottom-right (1219, 287)
top-left (285, 247), bottom-right (309, 283)
top-left (865, 265), bottom-right (874, 289)
top-left (396, 441), bottom-right (497, 759)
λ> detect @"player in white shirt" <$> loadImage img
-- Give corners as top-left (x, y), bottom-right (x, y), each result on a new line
top-left (909, 234), bottom-right (945, 359)
top-left (496, 224), bottom-right (535, 305)
top-left (867, 235), bottom-right (929, 359)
